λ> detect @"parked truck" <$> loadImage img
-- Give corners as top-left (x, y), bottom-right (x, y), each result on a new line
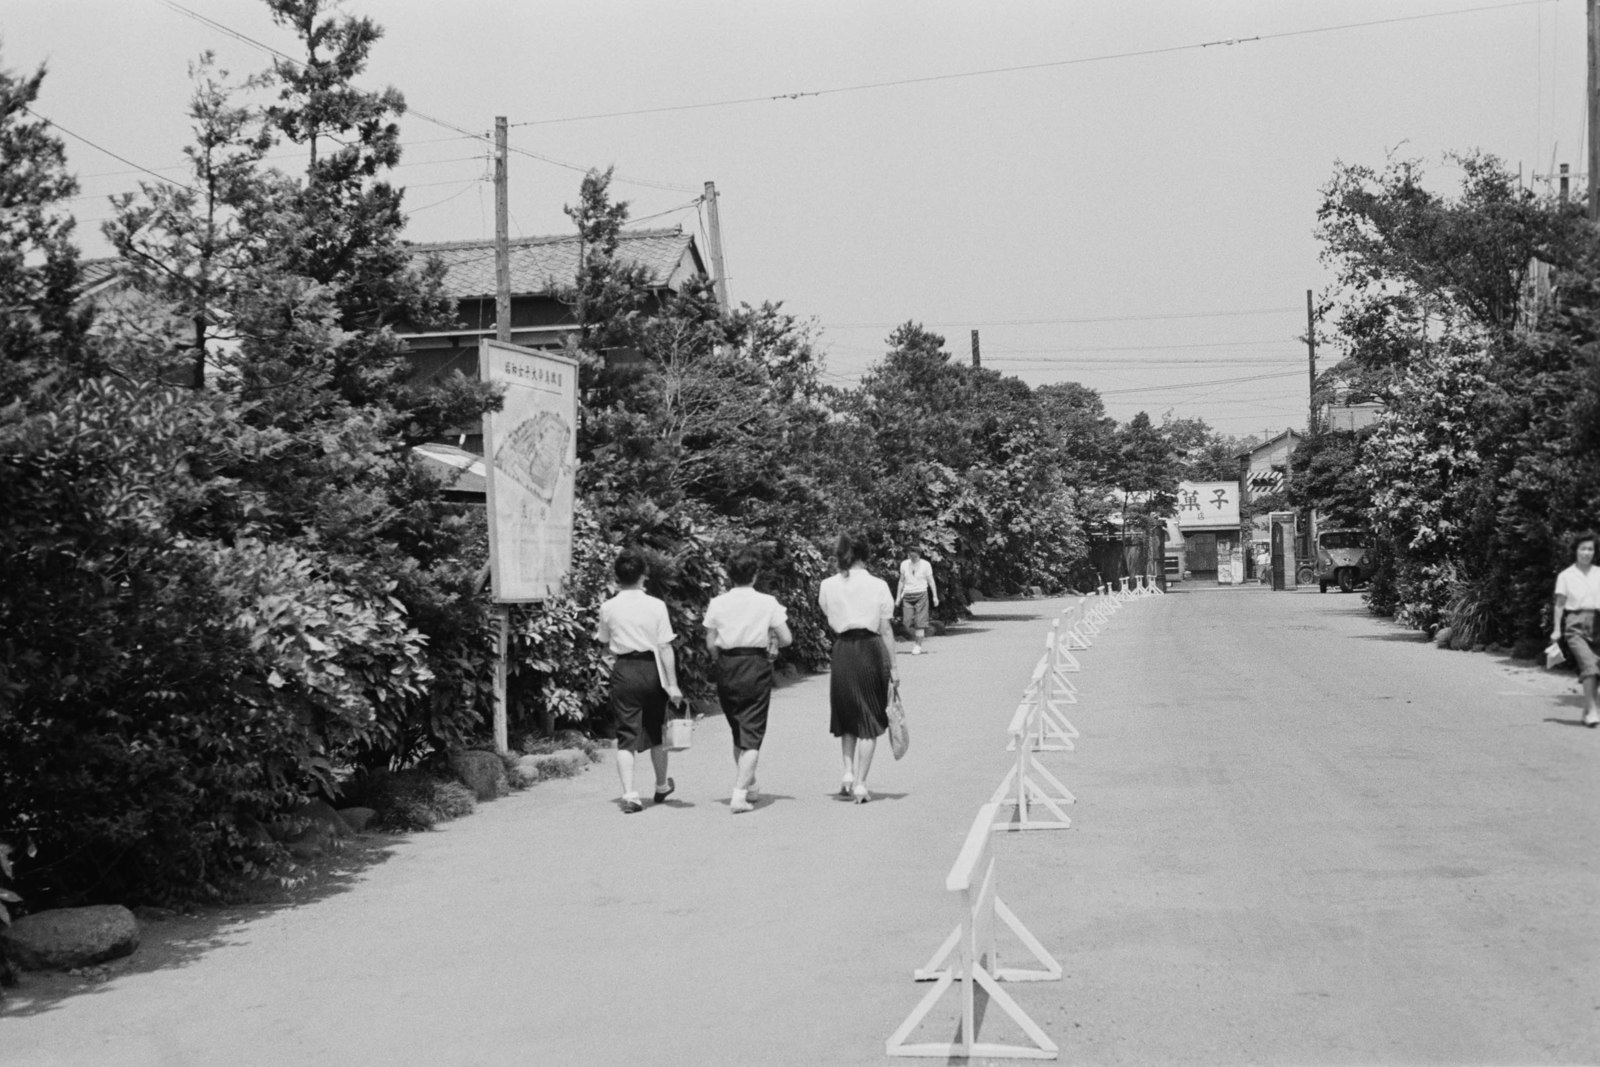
top-left (1315, 528), bottom-right (1369, 593)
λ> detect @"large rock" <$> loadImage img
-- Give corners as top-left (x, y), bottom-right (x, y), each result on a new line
top-left (336, 806), bottom-right (376, 833)
top-left (270, 799), bottom-right (354, 861)
top-left (517, 749), bottom-right (587, 782)
top-left (1, 905), bottom-right (139, 971)
top-left (449, 750), bottom-right (508, 801)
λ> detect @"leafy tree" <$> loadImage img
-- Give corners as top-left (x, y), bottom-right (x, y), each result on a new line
top-left (0, 58), bottom-right (87, 408)
top-left (102, 54), bottom-right (271, 388)
top-left (1317, 149), bottom-right (1595, 644)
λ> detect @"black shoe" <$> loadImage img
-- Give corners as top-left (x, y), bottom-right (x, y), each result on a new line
top-left (653, 777), bottom-right (676, 804)
top-left (621, 796), bottom-right (644, 814)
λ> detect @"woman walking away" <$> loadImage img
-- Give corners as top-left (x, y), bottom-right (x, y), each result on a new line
top-left (1552, 529), bottom-right (1600, 727)
top-left (818, 532), bottom-right (899, 803)
top-left (596, 547), bottom-right (684, 812)
top-left (703, 548), bottom-right (793, 814)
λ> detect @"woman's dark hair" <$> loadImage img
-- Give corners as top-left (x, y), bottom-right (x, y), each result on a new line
top-left (614, 547), bottom-right (647, 585)
top-left (835, 531), bottom-right (870, 572)
top-left (728, 548), bottom-right (761, 586)
top-left (1571, 529), bottom-right (1600, 559)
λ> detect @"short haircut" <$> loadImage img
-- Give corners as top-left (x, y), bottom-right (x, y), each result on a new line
top-left (614, 547), bottom-right (646, 584)
top-left (835, 531), bottom-right (870, 572)
top-left (728, 548), bottom-right (760, 586)
top-left (1571, 530), bottom-right (1600, 559)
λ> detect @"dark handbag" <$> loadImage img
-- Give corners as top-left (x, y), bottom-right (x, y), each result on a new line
top-left (887, 682), bottom-right (909, 760)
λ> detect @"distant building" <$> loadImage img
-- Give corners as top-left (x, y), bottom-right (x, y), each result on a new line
top-left (1236, 428), bottom-right (1302, 503)
top-left (396, 228), bottom-right (713, 390)
top-left (1173, 480), bottom-right (1242, 583)
top-left (1321, 403), bottom-right (1385, 433)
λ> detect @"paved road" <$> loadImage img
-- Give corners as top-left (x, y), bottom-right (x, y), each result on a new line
top-left (3, 586), bottom-right (1596, 1065)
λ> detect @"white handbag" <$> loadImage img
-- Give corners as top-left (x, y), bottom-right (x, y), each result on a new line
top-left (664, 704), bottom-right (693, 751)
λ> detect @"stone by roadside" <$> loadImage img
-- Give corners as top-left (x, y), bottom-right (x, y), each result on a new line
top-left (0, 743), bottom-right (604, 996)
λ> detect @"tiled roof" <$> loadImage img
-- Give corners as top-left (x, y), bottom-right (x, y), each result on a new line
top-left (77, 228), bottom-right (701, 304)
top-left (408, 228), bottom-right (699, 301)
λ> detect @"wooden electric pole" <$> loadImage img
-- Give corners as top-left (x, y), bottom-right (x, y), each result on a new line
top-left (494, 117), bottom-right (511, 345)
top-left (1590, 0), bottom-right (1600, 220)
top-left (703, 181), bottom-right (729, 307)
top-left (1306, 289), bottom-right (1318, 434)
top-left (970, 329), bottom-right (981, 368)
top-left (492, 116), bottom-right (511, 753)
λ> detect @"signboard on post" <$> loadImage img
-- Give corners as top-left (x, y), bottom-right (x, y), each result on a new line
top-left (480, 339), bottom-right (578, 603)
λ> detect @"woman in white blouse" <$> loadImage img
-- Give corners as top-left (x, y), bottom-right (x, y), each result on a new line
top-left (1551, 529), bottom-right (1600, 727)
top-left (595, 548), bottom-right (684, 812)
top-left (817, 532), bottom-right (900, 803)
top-left (703, 549), bottom-right (793, 814)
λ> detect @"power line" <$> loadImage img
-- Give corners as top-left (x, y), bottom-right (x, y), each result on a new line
top-left (19, 106), bottom-right (196, 195)
top-left (511, 0), bottom-right (1555, 127)
top-left (823, 306), bottom-right (1301, 330)
top-left (153, 0), bottom-right (696, 195)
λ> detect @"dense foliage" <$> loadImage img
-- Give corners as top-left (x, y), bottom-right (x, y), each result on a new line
top-left (1299, 152), bottom-right (1599, 649)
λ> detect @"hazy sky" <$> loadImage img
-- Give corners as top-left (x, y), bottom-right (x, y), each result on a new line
top-left (5, 0), bottom-right (1588, 435)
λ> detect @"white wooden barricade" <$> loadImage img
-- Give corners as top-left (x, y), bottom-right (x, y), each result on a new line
top-left (886, 802), bottom-right (1062, 1060)
top-left (1061, 599), bottom-right (1093, 650)
top-left (1009, 627), bottom-right (1077, 753)
top-left (991, 654), bottom-right (1074, 830)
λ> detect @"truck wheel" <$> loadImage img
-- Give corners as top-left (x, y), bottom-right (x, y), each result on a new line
top-left (1296, 563), bottom-right (1315, 586)
top-left (1338, 569), bottom-right (1355, 594)
top-left (1319, 580), bottom-right (1328, 593)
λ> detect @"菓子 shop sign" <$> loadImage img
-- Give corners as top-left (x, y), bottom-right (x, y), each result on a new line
top-left (480, 339), bottom-right (578, 602)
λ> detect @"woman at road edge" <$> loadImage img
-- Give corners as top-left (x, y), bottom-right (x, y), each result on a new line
top-left (1551, 529), bottom-right (1600, 728)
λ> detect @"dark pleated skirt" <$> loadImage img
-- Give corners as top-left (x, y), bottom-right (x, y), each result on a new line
top-left (829, 630), bottom-right (889, 739)
top-left (716, 650), bottom-right (773, 750)
top-left (609, 656), bottom-right (667, 753)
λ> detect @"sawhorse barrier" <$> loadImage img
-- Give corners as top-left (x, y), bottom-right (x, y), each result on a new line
top-left (992, 645), bottom-right (1075, 830)
top-left (886, 802), bottom-right (1062, 1059)
top-left (1011, 624), bottom-right (1078, 753)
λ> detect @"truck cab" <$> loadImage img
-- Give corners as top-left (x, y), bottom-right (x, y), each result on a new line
top-left (1315, 529), bottom-right (1369, 593)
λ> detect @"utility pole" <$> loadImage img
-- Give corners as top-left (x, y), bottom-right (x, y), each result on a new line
top-left (970, 329), bottom-right (981, 368)
top-left (494, 117), bottom-right (511, 345)
top-left (1305, 289), bottom-right (1317, 434)
top-left (492, 116), bottom-right (511, 754)
top-left (703, 181), bottom-right (729, 307)
top-left (1590, 0), bottom-right (1600, 220)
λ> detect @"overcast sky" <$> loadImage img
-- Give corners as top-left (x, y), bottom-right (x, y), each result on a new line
top-left (5, 0), bottom-right (1588, 435)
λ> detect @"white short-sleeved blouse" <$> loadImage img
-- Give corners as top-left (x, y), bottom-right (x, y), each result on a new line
top-left (703, 586), bottom-right (788, 649)
top-left (596, 589), bottom-right (675, 654)
top-left (1555, 563), bottom-right (1600, 611)
top-left (818, 567), bottom-right (893, 633)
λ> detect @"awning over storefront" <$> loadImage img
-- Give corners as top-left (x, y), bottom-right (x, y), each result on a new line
top-left (412, 442), bottom-right (486, 499)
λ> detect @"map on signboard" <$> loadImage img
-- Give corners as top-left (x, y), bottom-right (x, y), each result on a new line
top-left (493, 409), bottom-right (570, 502)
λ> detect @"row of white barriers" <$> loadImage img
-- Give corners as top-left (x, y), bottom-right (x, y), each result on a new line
top-left (887, 576), bottom-right (1162, 1060)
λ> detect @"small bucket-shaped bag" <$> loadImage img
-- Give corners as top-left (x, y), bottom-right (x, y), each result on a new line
top-left (664, 703), bottom-right (693, 751)
top-left (652, 646), bottom-right (693, 751)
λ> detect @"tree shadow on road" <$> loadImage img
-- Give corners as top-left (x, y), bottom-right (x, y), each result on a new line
top-left (0, 832), bottom-right (402, 1018)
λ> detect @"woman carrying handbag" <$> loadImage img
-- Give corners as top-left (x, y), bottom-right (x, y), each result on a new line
top-left (817, 532), bottom-right (899, 804)
top-left (595, 547), bottom-right (683, 813)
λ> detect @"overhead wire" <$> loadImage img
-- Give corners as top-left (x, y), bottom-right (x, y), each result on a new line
top-left (511, 0), bottom-right (1555, 127)
top-left (153, 0), bottom-right (696, 195)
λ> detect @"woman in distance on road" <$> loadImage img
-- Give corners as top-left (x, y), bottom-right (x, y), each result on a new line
top-left (817, 531), bottom-right (898, 803)
top-left (1551, 529), bottom-right (1600, 727)
top-left (703, 548), bottom-right (793, 814)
